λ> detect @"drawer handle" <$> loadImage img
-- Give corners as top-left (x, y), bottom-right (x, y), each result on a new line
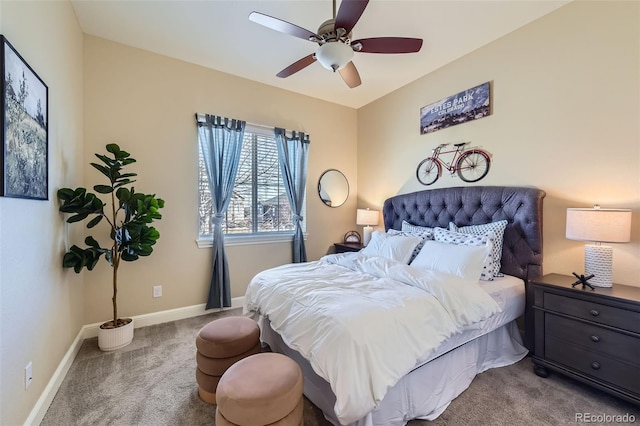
top-left (590, 335), bottom-right (600, 343)
top-left (589, 309), bottom-right (600, 317)
top-left (591, 361), bottom-right (601, 370)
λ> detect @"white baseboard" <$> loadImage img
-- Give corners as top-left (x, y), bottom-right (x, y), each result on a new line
top-left (82, 296), bottom-right (245, 338)
top-left (24, 328), bottom-right (85, 426)
top-left (26, 296), bottom-right (245, 425)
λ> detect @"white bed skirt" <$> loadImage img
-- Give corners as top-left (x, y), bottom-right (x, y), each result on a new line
top-left (261, 319), bottom-right (528, 426)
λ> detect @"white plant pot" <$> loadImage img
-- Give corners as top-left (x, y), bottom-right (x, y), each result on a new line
top-left (98, 318), bottom-right (134, 351)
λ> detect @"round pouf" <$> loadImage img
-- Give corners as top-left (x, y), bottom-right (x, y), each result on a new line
top-left (215, 353), bottom-right (304, 426)
top-left (195, 316), bottom-right (260, 404)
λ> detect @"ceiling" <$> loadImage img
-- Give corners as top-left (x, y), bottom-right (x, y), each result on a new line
top-left (70, 0), bottom-right (570, 109)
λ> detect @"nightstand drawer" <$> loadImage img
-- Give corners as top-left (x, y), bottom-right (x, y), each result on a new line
top-left (544, 293), bottom-right (640, 333)
top-left (546, 336), bottom-right (640, 395)
top-left (545, 314), bottom-right (640, 367)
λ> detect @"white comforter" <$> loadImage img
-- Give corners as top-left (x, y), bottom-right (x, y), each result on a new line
top-left (244, 253), bottom-right (501, 424)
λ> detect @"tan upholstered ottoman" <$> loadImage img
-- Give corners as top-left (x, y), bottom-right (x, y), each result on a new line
top-left (215, 353), bottom-right (304, 426)
top-left (195, 316), bottom-right (260, 404)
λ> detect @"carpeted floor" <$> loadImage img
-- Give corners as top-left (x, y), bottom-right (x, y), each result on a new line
top-left (42, 309), bottom-right (639, 426)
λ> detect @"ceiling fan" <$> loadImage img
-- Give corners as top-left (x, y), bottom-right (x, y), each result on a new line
top-left (249, 0), bottom-right (423, 88)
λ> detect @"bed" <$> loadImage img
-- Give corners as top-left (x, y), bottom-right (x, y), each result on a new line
top-left (244, 185), bottom-right (545, 426)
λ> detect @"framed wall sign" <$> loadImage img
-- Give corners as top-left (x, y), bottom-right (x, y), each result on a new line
top-left (1, 35), bottom-right (49, 200)
top-left (420, 81), bottom-right (491, 135)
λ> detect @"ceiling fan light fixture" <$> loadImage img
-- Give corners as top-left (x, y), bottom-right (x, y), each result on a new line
top-left (316, 42), bottom-right (354, 72)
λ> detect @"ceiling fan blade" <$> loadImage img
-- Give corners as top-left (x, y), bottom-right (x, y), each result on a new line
top-left (352, 37), bottom-right (423, 54)
top-left (339, 61), bottom-right (361, 88)
top-left (249, 12), bottom-right (319, 41)
top-left (276, 54), bottom-right (317, 78)
top-left (334, 0), bottom-right (369, 34)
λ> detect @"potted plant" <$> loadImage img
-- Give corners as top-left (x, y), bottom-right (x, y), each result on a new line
top-left (58, 143), bottom-right (165, 351)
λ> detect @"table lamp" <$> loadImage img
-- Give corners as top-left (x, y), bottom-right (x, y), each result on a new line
top-left (357, 208), bottom-right (379, 246)
top-left (566, 206), bottom-right (632, 287)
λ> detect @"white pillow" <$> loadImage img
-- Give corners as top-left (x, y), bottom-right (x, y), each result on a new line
top-left (387, 228), bottom-right (434, 263)
top-left (433, 227), bottom-right (496, 281)
top-left (360, 231), bottom-right (422, 264)
top-left (410, 240), bottom-right (487, 281)
top-left (449, 219), bottom-right (508, 277)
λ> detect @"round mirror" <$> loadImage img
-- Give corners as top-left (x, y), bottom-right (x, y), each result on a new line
top-left (318, 169), bottom-right (349, 208)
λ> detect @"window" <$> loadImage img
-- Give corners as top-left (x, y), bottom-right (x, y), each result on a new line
top-left (198, 124), bottom-right (305, 243)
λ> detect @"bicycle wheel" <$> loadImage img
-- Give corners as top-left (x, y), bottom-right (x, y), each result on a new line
top-left (456, 150), bottom-right (490, 183)
top-left (416, 158), bottom-right (441, 185)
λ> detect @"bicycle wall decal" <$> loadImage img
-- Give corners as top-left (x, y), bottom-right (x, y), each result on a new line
top-left (416, 142), bottom-right (491, 186)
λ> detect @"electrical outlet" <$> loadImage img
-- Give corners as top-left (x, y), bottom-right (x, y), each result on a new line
top-left (153, 285), bottom-right (162, 298)
top-left (25, 362), bottom-right (33, 389)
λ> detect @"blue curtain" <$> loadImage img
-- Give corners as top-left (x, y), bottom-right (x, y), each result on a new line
top-left (274, 128), bottom-right (310, 263)
top-left (196, 114), bottom-right (245, 309)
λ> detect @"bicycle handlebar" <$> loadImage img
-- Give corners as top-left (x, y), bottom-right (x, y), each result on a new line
top-left (434, 142), bottom-right (470, 151)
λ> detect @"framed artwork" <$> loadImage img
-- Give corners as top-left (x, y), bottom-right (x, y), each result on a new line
top-left (420, 81), bottom-right (491, 135)
top-left (1, 35), bottom-right (48, 200)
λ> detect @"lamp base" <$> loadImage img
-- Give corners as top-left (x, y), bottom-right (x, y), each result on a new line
top-left (363, 226), bottom-right (373, 246)
top-left (584, 244), bottom-right (613, 287)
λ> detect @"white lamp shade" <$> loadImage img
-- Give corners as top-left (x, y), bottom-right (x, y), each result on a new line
top-left (566, 208), bottom-right (632, 243)
top-left (316, 42), bottom-right (354, 71)
top-left (356, 209), bottom-right (379, 226)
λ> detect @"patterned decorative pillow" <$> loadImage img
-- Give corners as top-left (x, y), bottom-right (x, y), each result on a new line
top-left (401, 220), bottom-right (433, 234)
top-left (388, 228), bottom-right (434, 263)
top-left (449, 219), bottom-right (508, 277)
top-left (433, 227), bottom-right (496, 281)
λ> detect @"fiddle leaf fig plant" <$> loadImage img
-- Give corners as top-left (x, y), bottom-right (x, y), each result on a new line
top-left (58, 143), bottom-right (165, 329)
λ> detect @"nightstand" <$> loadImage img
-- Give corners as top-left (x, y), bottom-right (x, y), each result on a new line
top-left (334, 242), bottom-right (363, 253)
top-left (529, 273), bottom-right (640, 405)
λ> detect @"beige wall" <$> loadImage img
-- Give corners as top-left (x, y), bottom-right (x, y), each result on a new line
top-left (0, 1), bottom-right (84, 425)
top-left (82, 36), bottom-right (358, 324)
top-left (358, 0), bottom-right (640, 286)
top-left (2, 0), bottom-right (638, 423)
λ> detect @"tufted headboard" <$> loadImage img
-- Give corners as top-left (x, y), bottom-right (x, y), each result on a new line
top-left (383, 186), bottom-right (546, 281)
